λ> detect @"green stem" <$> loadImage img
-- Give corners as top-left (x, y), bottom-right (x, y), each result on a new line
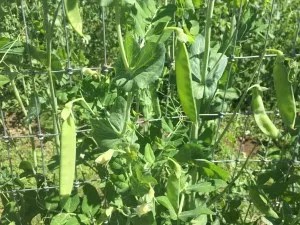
top-left (115, 2), bottom-right (133, 135)
top-left (122, 92), bottom-right (134, 135)
top-left (42, 0), bottom-right (60, 154)
top-left (11, 79), bottom-right (27, 117)
top-left (115, 3), bottom-right (129, 70)
top-left (201, 0), bottom-right (215, 98)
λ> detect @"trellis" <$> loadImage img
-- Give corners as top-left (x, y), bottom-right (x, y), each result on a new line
top-left (0, 0), bottom-right (299, 210)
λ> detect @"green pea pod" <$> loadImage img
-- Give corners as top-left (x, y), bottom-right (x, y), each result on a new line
top-left (249, 188), bottom-right (279, 219)
top-left (175, 41), bottom-right (198, 123)
top-left (273, 52), bottom-right (296, 129)
top-left (63, 0), bottom-right (83, 36)
top-left (60, 109), bottom-right (77, 197)
top-left (251, 84), bottom-right (280, 139)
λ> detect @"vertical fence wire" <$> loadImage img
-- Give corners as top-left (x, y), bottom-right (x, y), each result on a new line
top-left (0, 0), bottom-right (298, 196)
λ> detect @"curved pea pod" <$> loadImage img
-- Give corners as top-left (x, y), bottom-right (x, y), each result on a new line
top-left (59, 106), bottom-right (77, 197)
top-left (249, 188), bottom-right (279, 219)
top-left (63, 0), bottom-right (83, 36)
top-left (175, 41), bottom-right (198, 123)
top-left (273, 52), bottom-right (296, 129)
top-left (251, 84), bottom-right (280, 139)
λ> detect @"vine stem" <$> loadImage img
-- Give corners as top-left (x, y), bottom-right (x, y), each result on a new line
top-left (115, 2), bottom-right (133, 135)
top-left (42, 0), bottom-right (60, 153)
top-left (116, 3), bottom-right (129, 70)
top-left (201, 0), bottom-right (215, 98)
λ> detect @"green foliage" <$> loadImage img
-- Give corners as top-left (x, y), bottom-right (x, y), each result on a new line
top-left (0, 0), bottom-right (300, 224)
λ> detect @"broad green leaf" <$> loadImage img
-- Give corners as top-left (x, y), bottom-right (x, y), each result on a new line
top-left (156, 196), bottom-right (177, 220)
top-left (77, 214), bottom-right (90, 224)
top-left (127, 0), bottom-right (156, 37)
top-left (175, 41), bottom-right (198, 122)
top-left (0, 39), bottom-right (24, 55)
top-left (197, 160), bottom-right (229, 181)
top-left (61, 194), bottom-right (80, 213)
top-left (167, 174), bottom-right (180, 212)
top-left (100, 0), bottom-right (114, 6)
top-left (50, 213), bottom-right (71, 225)
top-left (28, 45), bottom-right (62, 71)
top-left (0, 75), bottom-right (10, 87)
top-left (178, 206), bottom-right (214, 221)
top-left (116, 35), bottom-right (165, 91)
top-left (191, 214), bottom-right (207, 225)
top-left (144, 143), bottom-right (155, 164)
top-left (192, 0), bottom-right (203, 8)
top-left (249, 188), bottom-right (279, 219)
top-left (82, 183), bottom-right (101, 216)
top-left (205, 52), bottom-right (228, 99)
top-left (65, 217), bottom-right (80, 225)
top-left (64, 0), bottom-right (83, 36)
top-left (185, 179), bottom-right (227, 193)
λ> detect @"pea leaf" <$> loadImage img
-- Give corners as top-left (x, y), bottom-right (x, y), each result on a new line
top-left (115, 35), bottom-right (165, 91)
top-left (50, 213), bottom-right (71, 225)
top-left (156, 196), bottom-right (177, 220)
top-left (167, 174), bottom-right (180, 212)
top-left (82, 183), bottom-right (101, 216)
top-left (178, 206), bottom-right (214, 221)
top-left (61, 194), bottom-right (80, 213)
top-left (0, 75), bottom-right (10, 87)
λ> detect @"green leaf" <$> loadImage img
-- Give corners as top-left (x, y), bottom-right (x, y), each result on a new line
top-left (185, 179), bottom-right (227, 193)
top-left (167, 174), bottom-right (180, 212)
top-left (61, 194), bottom-right (80, 213)
top-left (65, 216), bottom-right (80, 225)
top-left (116, 35), bottom-right (166, 91)
top-left (63, 0), bottom-right (83, 36)
top-left (100, 0), bottom-right (114, 6)
top-left (0, 75), bottom-right (10, 87)
top-left (249, 188), bottom-right (279, 219)
top-left (50, 213), bottom-right (71, 225)
top-left (192, 0), bottom-right (203, 8)
top-left (205, 52), bottom-right (228, 99)
top-left (197, 160), bottom-right (229, 181)
top-left (91, 118), bottom-right (122, 149)
top-left (144, 144), bottom-right (155, 164)
top-left (82, 183), bottom-right (101, 216)
top-left (156, 196), bottom-right (177, 220)
top-left (27, 45), bottom-right (62, 71)
top-left (128, 0), bottom-right (156, 37)
top-left (77, 214), bottom-right (90, 224)
top-left (178, 206), bottom-right (214, 221)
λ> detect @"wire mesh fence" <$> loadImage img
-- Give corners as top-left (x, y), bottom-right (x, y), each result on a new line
top-left (0, 1), bottom-right (300, 222)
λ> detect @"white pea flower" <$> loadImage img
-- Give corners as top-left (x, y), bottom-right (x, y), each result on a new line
top-left (95, 149), bottom-right (115, 165)
top-left (136, 203), bottom-right (152, 217)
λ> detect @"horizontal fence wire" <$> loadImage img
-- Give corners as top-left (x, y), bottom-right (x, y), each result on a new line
top-left (1, 0), bottom-right (299, 197)
top-left (0, 111), bottom-right (281, 140)
top-left (0, 52), bottom-right (300, 77)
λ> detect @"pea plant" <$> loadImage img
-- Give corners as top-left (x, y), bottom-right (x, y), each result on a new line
top-left (0, 0), bottom-right (300, 224)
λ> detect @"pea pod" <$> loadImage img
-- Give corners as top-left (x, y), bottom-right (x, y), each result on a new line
top-left (59, 105), bottom-right (77, 197)
top-left (175, 41), bottom-right (198, 123)
top-left (249, 188), bottom-right (279, 219)
top-left (251, 84), bottom-right (280, 139)
top-left (272, 51), bottom-right (296, 129)
top-left (63, 0), bottom-right (83, 36)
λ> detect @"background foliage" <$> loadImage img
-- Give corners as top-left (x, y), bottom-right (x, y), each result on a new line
top-left (0, 0), bottom-right (300, 224)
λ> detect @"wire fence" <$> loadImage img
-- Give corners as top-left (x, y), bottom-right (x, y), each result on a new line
top-left (0, 0), bottom-right (300, 198)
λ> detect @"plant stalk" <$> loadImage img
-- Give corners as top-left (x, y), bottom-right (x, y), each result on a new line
top-left (42, 0), bottom-right (60, 153)
top-left (116, 2), bottom-right (133, 134)
top-left (201, 0), bottom-right (215, 99)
